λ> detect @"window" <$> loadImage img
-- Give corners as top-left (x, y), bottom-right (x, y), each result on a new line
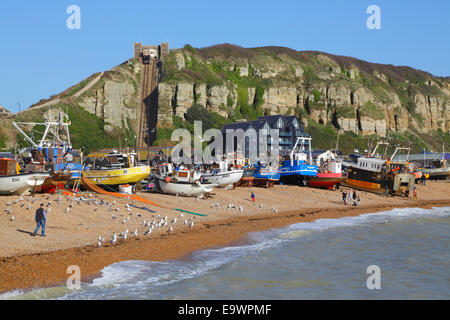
top-left (277, 118), bottom-right (284, 128)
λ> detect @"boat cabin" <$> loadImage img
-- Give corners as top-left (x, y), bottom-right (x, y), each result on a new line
top-left (355, 158), bottom-right (386, 173)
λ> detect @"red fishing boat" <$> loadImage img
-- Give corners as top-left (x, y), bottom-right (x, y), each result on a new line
top-left (308, 150), bottom-right (346, 190)
top-left (309, 160), bottom-right (347, 189)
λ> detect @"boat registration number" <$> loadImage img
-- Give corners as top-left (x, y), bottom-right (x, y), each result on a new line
top-left (12, 178), bottom-right (20, 182)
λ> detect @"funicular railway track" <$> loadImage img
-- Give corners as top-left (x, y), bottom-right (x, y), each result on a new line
top-left (137, 58), bottom-right (158, 148)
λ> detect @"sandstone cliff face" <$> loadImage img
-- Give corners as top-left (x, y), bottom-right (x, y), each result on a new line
top-left (159, 45), bottom-right (449, 138)
top-left (77, 62), bottom-right (140, 133)
top-left (12, 44), bottom-right (449, 151)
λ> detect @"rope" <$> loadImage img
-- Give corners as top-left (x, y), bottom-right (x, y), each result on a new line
top-left (81, 176), bottom-right (207, 216)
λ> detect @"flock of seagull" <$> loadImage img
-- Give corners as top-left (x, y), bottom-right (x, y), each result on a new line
top-left (2, 192), bottom-right (198, 247)
top-left (3, 191), bottom-right (280, 248)
top-left (98, 209), bottom-right (197, 247)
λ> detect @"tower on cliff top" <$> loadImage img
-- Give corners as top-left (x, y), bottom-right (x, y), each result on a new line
top-left (134, 42), bottom-right (169, 62)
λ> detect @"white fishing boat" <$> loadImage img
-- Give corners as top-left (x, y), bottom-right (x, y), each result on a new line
top-left (155, 163), bottom-right (217, 197)
top-left (0, 171), bottom-right (49, 196)
top-left (201, 160), bottom-right (244, 188)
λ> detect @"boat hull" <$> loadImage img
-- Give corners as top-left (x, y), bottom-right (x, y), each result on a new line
top-left (279, 160), bottom-right (318, 185)
top-left (155, 176), bottom-right (216, 197)
top-left (420, 167), bottom-right (450, 180)
top-left (0, 172), bottom-right (49, 195)
top-left (309, 173), bottom-right (347, 189)
top-left (82, 166), bottom-right (151, 186)
top-left (35, 172), bottom-right (73, 194)
top-left (201, 170), bottom-right (244, 187)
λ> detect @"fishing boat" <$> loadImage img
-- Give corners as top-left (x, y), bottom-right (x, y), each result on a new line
top-left (82, 150), bottom-right (151, 186)
top-left (421, 165), bottom-right (450, 180)
top-left (236, 166), bottom-right (256, 187)
top-left (253, 162), bottom-right (280, 188)
top-left (279, 136), bottom-right (318, 186)
top-left (308, 150), bottom-right (347, 190)
top-left (0, 157), bottom-right (49, 195)
top-left (201, 160), bottom-right (244, 188)
top-left (419, 146), bottom-right (450, 180)
top-left (154, 163), bottom-right (217, 197)
top-left (343, 142), bottom-right (416, 196)
top-left (12, 114), bottom-right (82, 193)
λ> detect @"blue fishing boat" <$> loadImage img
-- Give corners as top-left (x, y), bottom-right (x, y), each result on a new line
top-left (279, 136), bottom-right (318, 186)
top-left (253, 162), bottom-right (280, 188)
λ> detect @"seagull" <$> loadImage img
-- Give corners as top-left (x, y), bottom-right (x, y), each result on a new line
top-left (239, 206), bottom-right (243, 212)
top-left (97, 239), bottom-right (102, 247)
top-left (47, 207), bottom-right (51, 213)
top-left (136, 213), bottom-right (142, 217)
top-left (98, 236), bottom-right (104, 243)
top-left (171, 217), bottom-right (177, 224)
top-left (184, 219), bottom-right (188, 225)
top-left (65, 207), bottom-right (70, 213)
top-left (112, 214), bottom-right (118, 220)
top-left (111, 233), bottom-right (117, 244)
top-left (180, 213), bottom-right (184, 218)
top-left (94, 207), bottom-right (98, 212)
top-left (190, 222), bottom-right (194, 228)
top-left (169, 226), bottom-right (173, 233)
top-left (5, 207), bottom-right (11, 214)
top-left (10, 215), bottom-right (15, 222)
top-left (133, 229), bottom-right (138, 236)
top-left (26, 204), bottom-right (31, 210)
top-left (20, 203), bottom-right (25, 208)
top-left (144, 228), bottom-right (152, 235)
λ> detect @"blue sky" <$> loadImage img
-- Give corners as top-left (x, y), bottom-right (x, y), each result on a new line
top-left (0, 0), bottom-right (449, 113)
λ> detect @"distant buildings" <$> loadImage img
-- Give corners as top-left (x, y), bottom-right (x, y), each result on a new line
top-left (220, 115), bottom-right (309, 158)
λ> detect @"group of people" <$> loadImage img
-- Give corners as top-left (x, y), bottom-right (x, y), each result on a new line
top-left (342, 189), bottom-right (360, 206)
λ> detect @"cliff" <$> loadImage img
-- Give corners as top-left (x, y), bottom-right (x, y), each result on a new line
top-left (159, 44), bottom-right (449, 139)
top-left (1, 44), bottom-right (449, 153)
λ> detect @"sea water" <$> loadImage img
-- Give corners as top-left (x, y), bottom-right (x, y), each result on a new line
top-left (2, 206), bottom-right (449, 300)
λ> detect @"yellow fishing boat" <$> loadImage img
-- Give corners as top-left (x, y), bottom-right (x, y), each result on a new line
top-left (81, 150), bottom-right (150, 186)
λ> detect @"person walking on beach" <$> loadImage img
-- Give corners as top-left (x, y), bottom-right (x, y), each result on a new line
top-left (251, 192), bottom-right (255, 203)
top-left (413, 186), bottom-right (418, 199)
top-left (32, 203), bottom-right (47, 237)
top-left (342, 190), bottom-right (347, 205)
top-left (347, 189), bottom-right (353, 206)
top-left (421, 174), bottom-right (426, 186)
top-left (352, 189), bottom-right (357, 206)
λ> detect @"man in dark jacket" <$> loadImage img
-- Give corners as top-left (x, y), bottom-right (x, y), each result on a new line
top-left (32, 203), bottom-right (47, 237)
